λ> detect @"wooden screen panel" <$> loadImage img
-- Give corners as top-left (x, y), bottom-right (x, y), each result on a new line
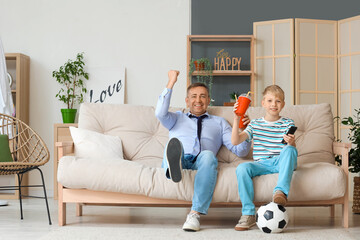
top-left (318, 23), bottom-right (336, 55)
top-left (299, 56), bottom-right (316, 91)
top-left (256, 24), bottom-right (273, 57)
top-left (340, 93), bottom-right (351, 120)
top-left (275, 57), bottom-right (292, 103)
top-left (254, 19), bottom-right (294, 106)
top-left (338, 14), bottom-right (360, 201)
top-left (338, 15), bottom-right (360, 142)
top-left (318, 58), bottom-right (335, 92)
top-left (299, 22), bottom-right (316, 54)
top-left (352, 55), bottom-right (360, 90)
top-left (274, 22), bottom-right (292, 56)
top-left (299, 93), bottom-right (316, 104)
top-left (295, 19), bottom-right (338, 136)
top-left (318, 94), bottom-right (335, 114)
top-left (296, 19), bottom-right (337, 105)
top-left (255, 58), bottom-right (272, 105)
top-left (350, 18), bottom-right (360, 53)
top-left (340, 56), bottom-right (351, 91)
top-left (352, 92), bottom-right (360, 110)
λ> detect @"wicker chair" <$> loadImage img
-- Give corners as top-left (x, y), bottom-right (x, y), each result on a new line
top-left (0, 113), bottom-right (51, 225)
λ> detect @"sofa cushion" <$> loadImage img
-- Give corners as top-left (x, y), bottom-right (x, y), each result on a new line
top-left (57, 156), bottom-right (346, 202)
top-left (70, 127), bottom-right (124, 160)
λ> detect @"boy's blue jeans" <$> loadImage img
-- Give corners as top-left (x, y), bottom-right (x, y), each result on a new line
top-left (162, 148), bottom-right (218, 215)
top-left (236, 145), bottom-right (298, 215)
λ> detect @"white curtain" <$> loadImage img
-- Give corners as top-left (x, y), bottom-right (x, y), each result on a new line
top-left (0, 38), bottom-right (15, 117)
top-left (0, 38), bottom-right (15, 137)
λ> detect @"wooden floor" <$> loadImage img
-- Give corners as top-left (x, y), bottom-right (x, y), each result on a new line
top-left (0, 198), bottom-right (359, 239)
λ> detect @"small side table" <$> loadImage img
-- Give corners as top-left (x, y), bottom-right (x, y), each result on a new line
top-left (53, 123), bottom-right (77, 199)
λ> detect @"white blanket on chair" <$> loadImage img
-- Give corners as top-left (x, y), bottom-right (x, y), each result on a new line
top-left (0, 38), bottom-right (14, 117)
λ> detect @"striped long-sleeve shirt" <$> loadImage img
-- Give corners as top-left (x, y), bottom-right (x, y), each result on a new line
top-left (244, 117), bottom-right (295, 160)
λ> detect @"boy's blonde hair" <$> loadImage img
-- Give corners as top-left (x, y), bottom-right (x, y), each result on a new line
top-left (262, 85), bottom-right (285, 101)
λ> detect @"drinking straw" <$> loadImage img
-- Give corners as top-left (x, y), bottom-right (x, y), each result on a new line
top-left (234, 94), bottom-right (238, 101)
top-left (246, 91), bottom-right (251, 98)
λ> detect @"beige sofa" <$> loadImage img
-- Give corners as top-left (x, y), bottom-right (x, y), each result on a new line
top-left (56, 103), bottom-right (351, 227)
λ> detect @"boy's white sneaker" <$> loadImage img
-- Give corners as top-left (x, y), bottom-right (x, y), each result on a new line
top-left (182, 212), bottom-right (200, 231)
top-left (235, 215), bottom-right (256, 231)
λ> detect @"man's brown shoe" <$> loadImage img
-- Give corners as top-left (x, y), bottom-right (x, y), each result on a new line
top-left (234, 215), bottom-right (256, 231)
top-left (273, 190), bottom-right (287, 206)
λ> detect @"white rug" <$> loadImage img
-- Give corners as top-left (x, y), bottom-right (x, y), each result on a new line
top-left (40, 227), bottom-right (356, 240)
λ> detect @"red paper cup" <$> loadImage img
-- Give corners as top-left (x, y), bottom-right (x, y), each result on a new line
top-left (235, 96), bottom-right (251, 128)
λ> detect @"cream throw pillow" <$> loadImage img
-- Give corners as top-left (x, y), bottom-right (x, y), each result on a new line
top-left (69, 127), bottom-right (123, 159)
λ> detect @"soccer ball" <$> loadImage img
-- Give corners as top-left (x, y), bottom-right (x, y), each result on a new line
top-left (256, 202), bottom-right (289, 233)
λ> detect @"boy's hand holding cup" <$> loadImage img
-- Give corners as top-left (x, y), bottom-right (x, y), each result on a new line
top-left (234, 92), bottom-right (252, 129)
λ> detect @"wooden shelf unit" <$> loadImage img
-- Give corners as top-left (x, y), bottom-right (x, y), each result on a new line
top-left (192, 70), bottom-right (252, 76)
top-left (223, 102), bottom-right (236, 106)
top-left (1, 53), bottom-right (30, 200)
top-left (5, 53), bottom-right (30, 123)
top-left (186, 35), bottom-right (255, 95)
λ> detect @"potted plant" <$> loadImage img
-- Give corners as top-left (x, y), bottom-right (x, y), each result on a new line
top-left (229, 91), bottom-right (240, 102)
top-left (53, 52), bottom-right (89, 123)
top-left (189, 57), bottom-right (213, 81)
top-left (188, 57), bottom-right (214, 103)
top-left (337, 108), bottom-right (360, 213)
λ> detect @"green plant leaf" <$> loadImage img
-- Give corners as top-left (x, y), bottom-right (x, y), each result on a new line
top-left (337, 108), bottom-right (360, 173)
top-left (349, 117), bottom-right (354, 125)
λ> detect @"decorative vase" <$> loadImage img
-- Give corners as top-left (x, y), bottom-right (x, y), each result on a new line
top-left (61, 109), bottom-right (77, 123)
top-left (194, 61), bottom-right (205, 71)
top-left (353, 176), bottom-right (360, 214)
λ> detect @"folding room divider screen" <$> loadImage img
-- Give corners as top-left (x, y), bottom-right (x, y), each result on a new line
top-left (254, 15), bottom-right (360, 139)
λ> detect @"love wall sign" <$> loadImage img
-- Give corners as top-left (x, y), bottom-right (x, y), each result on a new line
top-left (86, 67), bottom-right (125, 104)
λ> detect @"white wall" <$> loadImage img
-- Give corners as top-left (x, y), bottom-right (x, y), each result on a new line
top-left (0, 0), bottom-right (190, 196)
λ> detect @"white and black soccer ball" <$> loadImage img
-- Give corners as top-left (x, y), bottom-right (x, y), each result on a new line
top-left (256, 202), bottom-right (289, 233)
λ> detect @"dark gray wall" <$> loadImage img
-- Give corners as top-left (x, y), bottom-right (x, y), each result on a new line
top-left (191, 0), bottom-right (360, 106)
top-left (192, 0), bottom-right (360, 35)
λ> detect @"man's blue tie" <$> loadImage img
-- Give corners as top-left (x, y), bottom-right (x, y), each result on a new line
top-left (189, 114), bottom-right (208, 160)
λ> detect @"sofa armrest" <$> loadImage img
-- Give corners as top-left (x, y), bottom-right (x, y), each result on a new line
top-left (56, 141), bottom-right (75, 159)
top-left (333, 142), bottom-right (351, 175)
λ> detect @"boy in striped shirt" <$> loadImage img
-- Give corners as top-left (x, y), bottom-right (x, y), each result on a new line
top-left (231, 85), bottom-right (298, 231)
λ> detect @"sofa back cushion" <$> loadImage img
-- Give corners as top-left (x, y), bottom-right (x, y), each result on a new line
top-left (78, 102), bottom-right (334, 166)
top-left (79, 103), bottom-right (176, 162)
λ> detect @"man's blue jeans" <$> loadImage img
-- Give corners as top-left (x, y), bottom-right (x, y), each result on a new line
top-left (162, 148), bottom-right (218, 215)
top-left (236, 145), bottom-right (298, 215)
